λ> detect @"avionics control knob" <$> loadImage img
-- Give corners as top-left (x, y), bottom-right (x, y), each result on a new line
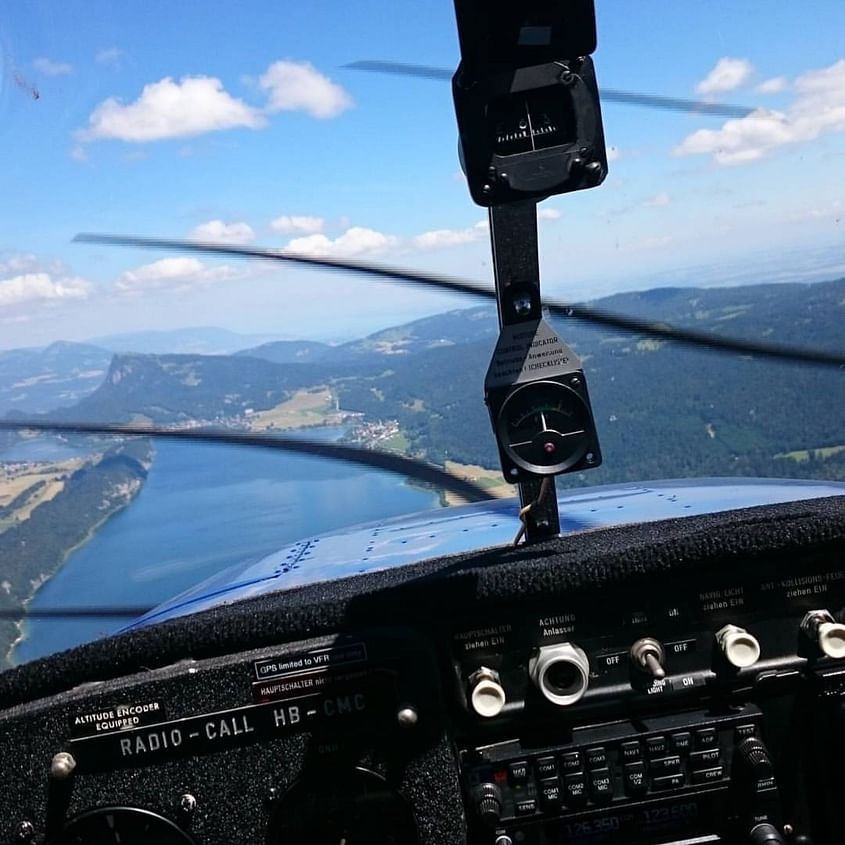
top-left (630, 637), bottom-right (666, 679)
top-left (471, 783), bottom-right (502, 827)
top-left (468, 667), bottom-right (506, 718)
top-left (737, 737), bottom-right (775, 780)
top-left (801, 610), bottom-right (845, 658)
top-left (716, 624), bottom-right (761, 668)
top-left (748, 823), bottom-right (787, 845)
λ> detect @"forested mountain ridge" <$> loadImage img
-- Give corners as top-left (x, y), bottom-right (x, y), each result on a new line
top-left (0, 341), bottom-right (111, 416)
top-left (6, 277), bottom-right (844, 486)
top-left (235, 306), bottom-right (499, 364)
top-left (331, 278), bottom-right (845, 482)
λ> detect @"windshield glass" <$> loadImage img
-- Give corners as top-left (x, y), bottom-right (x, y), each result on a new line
top-left (1, 1), bottom-right (844, 666)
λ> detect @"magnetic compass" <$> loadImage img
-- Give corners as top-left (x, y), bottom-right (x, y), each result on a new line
top-left (52, 806), bottom-right (195, 845)
top-left (267, 767), bottom-right (418, 845)
top-left (495, 380), bottom-right (598, 476)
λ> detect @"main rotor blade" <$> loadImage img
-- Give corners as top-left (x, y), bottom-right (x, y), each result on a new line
top-left (0, 419), bottom-right (493, 504)
top-left (75, 234), bottom-right (845, 368)
top-left (343, 60), bottom-right (754, 118)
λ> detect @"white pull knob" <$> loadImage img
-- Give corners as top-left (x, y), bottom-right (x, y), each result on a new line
top-left (716, 624), bottom-right (760, 668)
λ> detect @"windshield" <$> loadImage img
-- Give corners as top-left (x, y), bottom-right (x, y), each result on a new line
top-left (1, 1), bottom-right (844, 667)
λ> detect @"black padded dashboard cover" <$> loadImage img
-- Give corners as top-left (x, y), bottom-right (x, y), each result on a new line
top-left (2, 495), bottom-right (844, 709)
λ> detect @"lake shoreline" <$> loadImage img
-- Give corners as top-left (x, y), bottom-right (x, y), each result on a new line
top-left (8, 427), bottom-right (443, 666)
top-left (0, 441), bottom-right (152, 669)
top-left (4, 496), bottom-right (143, 667)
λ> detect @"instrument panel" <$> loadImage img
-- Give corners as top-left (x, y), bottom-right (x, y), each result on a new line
top-left (1, 508), bottom-right (844, 845)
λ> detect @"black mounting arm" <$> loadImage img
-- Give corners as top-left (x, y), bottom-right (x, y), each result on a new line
top-left (451, 0), bottom-right (606, 543)
top-left (488, 201), bottom-right (562, 539)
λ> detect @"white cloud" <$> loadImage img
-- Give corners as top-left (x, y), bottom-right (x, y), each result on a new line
top-left (675, 58), bottom-right (845, 166)
top-left (756, 76), bottom-right (788, 94)
top-left (696, 57), bottom-right (753, 95)
top-left (538, 207), bottom-right (562, 221)
top-left (270, 215), bottom-right (325, 235)
top-left (189, 220), bottom-right (255, 244)
top-left (33, 57), bottom-right (72, 76)
top-left (787, 199), bottom-right (843, 222)
top-left (643, 192), bottom-right (671, 208)
top-left (259, 60), bottom-right (352, 119)
top-left (0, 314), bottom-right (30, 326)
top-left (285, 227), bottom-right (397, 258)
top-left (95, 47), bottom-right (125, 67)
top-left (638, 235), bottom-right (673, 250)
top-left (0, 253), bottom-right (39, 275)
top-left (411, 220), bottom-right (487, 249)
top-left (70, 145), bottom-right (87, 162)
top-left (115, 257), bottom-right (237, 294)
top-left (0, 253), bottom-right (68, 277)
top-left (77, 76), bottom-right (266, 143)
top-left (0, 273), bottom-right (92, 307)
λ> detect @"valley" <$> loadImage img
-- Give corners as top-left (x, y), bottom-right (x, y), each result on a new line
top-left (0, 276), bottom-right (843, 664)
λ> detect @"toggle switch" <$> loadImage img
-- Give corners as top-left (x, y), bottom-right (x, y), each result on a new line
top-left (630, 637), bottom-right (666, 679)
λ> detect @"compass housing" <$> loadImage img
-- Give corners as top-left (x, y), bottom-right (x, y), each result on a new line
top-left (489, 376), bottom-right (602, 481)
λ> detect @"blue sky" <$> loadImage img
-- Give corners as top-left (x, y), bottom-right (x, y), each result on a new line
top-left (1, 0), bottom-right (844, 349)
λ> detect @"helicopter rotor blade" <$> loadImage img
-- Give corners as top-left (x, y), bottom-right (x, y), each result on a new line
top-left (343, 60), bottom-right (755, 118)
top-left (75, 234), bottom-right (845, 369)
top-left (0, 419), bottom-right (493, 504)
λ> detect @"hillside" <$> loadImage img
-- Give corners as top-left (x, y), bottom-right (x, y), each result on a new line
top-left (24, 277), bottom-right (845, 486)
top-left (0, 341), bottom-right (111, 416)
top-left (52, 354), bottom-right (357, 424)
top-left (235, 307), bottom-right (498, 364)
top-left (0, 439), bottom-right (152, 666)
top-left (332, 279), bottom-right (845, 484)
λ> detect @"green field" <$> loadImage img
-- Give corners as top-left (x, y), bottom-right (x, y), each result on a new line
top-left (775, 445), bottom-right (845, 463)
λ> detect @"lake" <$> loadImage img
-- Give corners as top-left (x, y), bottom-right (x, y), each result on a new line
top-left (1, 436), bottom-right (91, 463)
top-left (12, 428), bottom-right (440, 663)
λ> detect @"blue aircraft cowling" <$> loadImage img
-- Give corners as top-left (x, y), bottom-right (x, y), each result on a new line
top-left (121, 477), bottom-right (845, 631)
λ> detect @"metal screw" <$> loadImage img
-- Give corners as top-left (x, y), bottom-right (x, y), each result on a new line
top-left (586, 452), bottom-right (595, 464)
top-left (266, 786), bottom-right (279, 804)
top-left (396, 704), bottom-right (419, 727)
top-left (499, 171), bottom-right (509, 184)
top-left (179, 793), bottom-right (197, 815)
top-left (481, 183), bottom-right (492, 195)
top-left (16, 821), bottom-right (35, 842)
top-left (509, 468), bottom-right (519, 478)
top-left (513, 295), bottom-right (532, 316)
top-left (50, 751), bottom-right (76, 780)
top-left (570, 376), bottom-right (581, 387)
top-left (783, 824), bottom-right (794, 836)
top-left (559, 71), bottom-right (576, 85)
